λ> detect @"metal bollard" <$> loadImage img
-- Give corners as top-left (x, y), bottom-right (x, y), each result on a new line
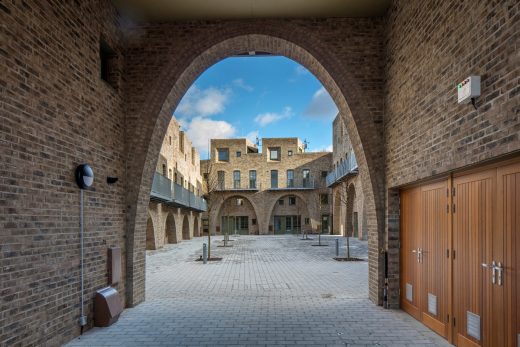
top-left (335, 239), bottom-right (339, 257)
top-left (224, 233), bottom-right (227, 246)
top-left (203, 243), bottom-right (207, 264)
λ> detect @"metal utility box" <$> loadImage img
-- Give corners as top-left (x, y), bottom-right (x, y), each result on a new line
top-left (107, 246), bottom-right (121, 285)
top-left (94, 287), bottom-right (123, 327)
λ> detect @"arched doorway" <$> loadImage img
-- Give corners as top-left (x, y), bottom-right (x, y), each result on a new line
top-left (268, 194), bottom-right (309, 235)
top-left (216, 195), bottom-right (259, 235)
top-left (146, 215), bottom-right (156, 250)
top-left (193, 217), bottom-right (199, 237)
top-left (346, 183), bottom-right (357, 239)
top-left (165, 213), bottom-right (177, 244)
top-left (182, 215), bottom-right (190, 240)
top-left (124, 31), bottom-right (384, 306)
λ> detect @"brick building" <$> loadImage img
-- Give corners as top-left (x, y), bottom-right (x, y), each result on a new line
top-left (201, 138), bottom-right (332, 235)
top-left (146, 117), bottom-right (206, 250)
top-left (329, 114), bottom-right (367, 240)
top-left (2, 0), bottom-right (519, 345)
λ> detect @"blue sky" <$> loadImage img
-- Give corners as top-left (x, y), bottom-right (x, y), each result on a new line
top-left (174, 56), bottom-right (338, 159)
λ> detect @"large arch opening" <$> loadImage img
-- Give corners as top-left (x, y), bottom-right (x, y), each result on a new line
top-left (146, 215), bottom-right (156, 250)
top-left (193, 217), bottom-right (199, 237)
top-left (216, 195), bottom-right (259, 235)
top-left (165, 213), bottom-right (177, 244)
top-left (268, 193), bottom-right (309, 234)
top-left (125, 31), bottom-right (385, 306)
top-left (182, 215), bottom-right (190, 240)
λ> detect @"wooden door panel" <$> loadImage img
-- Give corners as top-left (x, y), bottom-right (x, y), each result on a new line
top-left (400, 187), bottom-right (422, 319)
top-left (453, 170), bottom-right (494, 347)
top-left (421, 181), bottom-right (449, 338)
top-left (497, 162), bottom-right (520, 347)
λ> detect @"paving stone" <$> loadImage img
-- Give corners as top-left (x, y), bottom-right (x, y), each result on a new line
top-left (66, 235), bottom-right (450, 347)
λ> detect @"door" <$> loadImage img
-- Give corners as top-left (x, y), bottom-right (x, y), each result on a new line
top-left (420, 181), bottom-right (449, 338)
top-left (453, 170), bottom-right (494, 347)
top-left (286, 216), bottom-right (292, 233)
top-left (497, 162), bottom-right (520, 347)
top-left (400, 187), bottom-right (422, 320)
top-left (321, 214), bottom-right (330, 233)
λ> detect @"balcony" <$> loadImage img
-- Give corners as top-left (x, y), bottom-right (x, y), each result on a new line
top-left (150, 172), bottom-right (207, 211)
top-left (267, 177), bottom-right (315, 191)
top-left (215, 181), bottom-right (259, 192)
top-left (326, 154), bottom-right (358, 187)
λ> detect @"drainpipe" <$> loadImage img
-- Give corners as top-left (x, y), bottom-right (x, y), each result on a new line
top-left (383, 250), bottom-right (388, 308)
top-left (79, 189), bottom-right (87, 331)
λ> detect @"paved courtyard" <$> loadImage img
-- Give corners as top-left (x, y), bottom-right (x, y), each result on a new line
top-left (67, 235), bottom-right (450, 347)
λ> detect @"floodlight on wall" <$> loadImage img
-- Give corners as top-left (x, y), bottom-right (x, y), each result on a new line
top-left (75, 164), bottom-right (94, 189)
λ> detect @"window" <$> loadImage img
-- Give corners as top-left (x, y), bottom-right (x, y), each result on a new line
top-left (100, 39), bottom-right (117, 88)
top-left (169, 136), bottom-right (172, 145)
top-left (286, 170), bottom-right (294, 188)
top-left (271, 170), bottom-right (278, 188)
top-left (236, 216), bottom-right (248, 230)
top-left (288, 196), bottom-right (296, 205)
top-left (217, 171), bottom-right (225, 190)
top-left (236, 151), bottom-right (241, 158)
top-left (269, 147), bottom-right (280, 161)
top-left (217, 148), bottom-right (229, 162)
top-left (321, 171), bottom-right (327, 178)
top-left (252, 218), bottom-right (257, 225)
top-left (304, 218), bottom-right (310, 225)
top-left (191, 149), bottom-right (195, 165)
top-left (249, 170), bottom-right (257, 189)
top-left (236, 198), bottom-right (244, 206)
top-left (203, 173), bottom-right (208, 180)
top-left (320, 193), bottom-right (329, 205)
top-left (303, 169), bottom-right (311, 188)
top-left (233, 170), bottom-right (241, 189)
top-left (288, 150), bottom-right (293, 156)
top-left (162, 164), bottom-right (166, 176)
top-left (179, 132), bottom-right (185, 153)
top-left (278, 199), bottom-right (284, 205)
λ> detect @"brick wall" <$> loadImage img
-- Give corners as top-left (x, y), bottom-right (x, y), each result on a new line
top-left (383, 0), bottom-right (520, 307)
top-left (1, 1), bottom-right (126, 345)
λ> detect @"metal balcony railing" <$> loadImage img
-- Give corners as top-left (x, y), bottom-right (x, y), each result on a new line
top-left (326, 153), bottom-right (358, 187)
top-left (150, 172), bottom-right (207, 211)
top-left (269, 177), bottom-right (315, 190)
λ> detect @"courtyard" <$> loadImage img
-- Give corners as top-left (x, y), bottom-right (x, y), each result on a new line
top-left (66, 235), bottom-right (450, 347)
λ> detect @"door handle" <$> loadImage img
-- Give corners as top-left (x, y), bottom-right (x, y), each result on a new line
top-left (496, 262), bottom-right (503, 286)
top-left (412, 248), bottom-right (421, 263)
top-left (481, 261), bottom-right (496, 284)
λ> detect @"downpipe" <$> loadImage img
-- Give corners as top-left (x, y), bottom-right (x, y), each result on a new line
top-left (383, 250), bottom-right (388, 308)
top-left (79, 189), bottom-right (87, 332)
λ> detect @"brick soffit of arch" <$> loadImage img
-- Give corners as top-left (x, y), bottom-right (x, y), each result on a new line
top-left (124, 25), bottom-right (385, 305)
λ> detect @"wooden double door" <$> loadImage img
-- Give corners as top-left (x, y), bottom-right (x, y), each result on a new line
top-left (400, 160), bottom-right (519, 346)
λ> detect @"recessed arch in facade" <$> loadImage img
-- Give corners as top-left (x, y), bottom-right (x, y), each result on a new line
top-left (216, 195), bottom-right (260, 235)
top-left (146, 215), bottom-right (156, 250)
top-left (268, 193), bottom-right (310, 234)
top-left (193, 217), bottom-right (199, 237)
top-left (124, 29), bottom-right (385, 305)
top-left (165, 213), bottom-right (177, 244)
top-left (182, 215), bottom-right (190, 240)
top-left (346, 183), bottom-right (357, 238)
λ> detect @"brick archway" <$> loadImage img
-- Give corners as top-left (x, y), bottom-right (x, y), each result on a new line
top-left (267, 193), bottom-right (310, 234)
top-left (146, 214), bottom-right (156, 250)
top-left (181, 215), bottom-right (190, 240)
top-left (214, 194), bottom-right (260, 235)
top-left (346, 183), bottom-right (356, 238)
top-left (124, 29), bottom-right (385, 306)
top-left (165, 213), bottom-right (177, 244)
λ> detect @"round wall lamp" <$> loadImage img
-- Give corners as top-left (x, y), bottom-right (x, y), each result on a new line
top-left (75, 164), bottom-right (94, 189)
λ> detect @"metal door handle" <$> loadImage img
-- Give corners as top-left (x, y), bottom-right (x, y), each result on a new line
top-left (412, 248), bottom-right (421, 263)
top-left (496, 262), bottom-right (503, 286)
top-left (481, 261), bottom-right (496, 284)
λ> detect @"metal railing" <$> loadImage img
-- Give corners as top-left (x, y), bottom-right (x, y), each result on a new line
top-left (326, 153), bottom-right (358, 187)
top-left (269, 177), bottom-right (315, 190)
top-left (150, 172), bottom-right (207, 211)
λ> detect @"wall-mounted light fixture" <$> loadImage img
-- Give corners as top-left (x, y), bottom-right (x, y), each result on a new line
top-left (107, 176), bottom-right (118, 184)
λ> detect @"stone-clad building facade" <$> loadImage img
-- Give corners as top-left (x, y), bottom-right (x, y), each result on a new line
top-left (146, 117), bottom-right (205, 250)
top-left (201, 138), bottom-right (332, 235)
top-left (2, 0), bottom-right (519, 345)
top-left (329, 115), bottom-right (367, 240)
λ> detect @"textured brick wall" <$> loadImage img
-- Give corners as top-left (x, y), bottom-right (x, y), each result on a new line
top-left (1, 1), bottom-right (126, 345)
top-left (383, 0), bottom-right (520, 307)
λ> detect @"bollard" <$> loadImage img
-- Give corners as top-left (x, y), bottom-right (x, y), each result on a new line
top-left (203, 243), bottom-right (207, 264)
top-left (335, 239), bottom-right (339, 257)
top-left (224, 232), bottom-right (228, 247)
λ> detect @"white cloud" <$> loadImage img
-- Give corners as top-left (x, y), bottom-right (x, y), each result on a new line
top-left (303, 87), bottom-right (338, 120)
top-left (254, 106), bottom-right (293, 127)
top-left (244, 130), bottom-right (259, 144)
top-left (324, 144), bottom-right (333, 152)
top-left (309, 144), bottom-right (333, 153)
top-left (295, 65), bottom-right (309, 76)
top-left (184, 117), bottom-right (237, 158)
top-left (232, 78), bottom-right (254, 92)
top-left (176, 85), bottom-right (231, 118)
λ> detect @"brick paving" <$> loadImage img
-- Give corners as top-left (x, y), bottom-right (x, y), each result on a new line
top-left (66, 235), bottom-right (451, 347)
